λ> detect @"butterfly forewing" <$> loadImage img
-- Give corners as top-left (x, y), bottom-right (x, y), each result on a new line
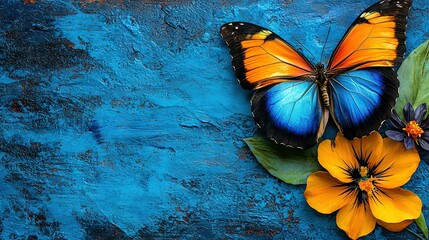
top-left (327, 0), bottom-right (412, 72)
top-left (220, 22), bottom-right (315, 89)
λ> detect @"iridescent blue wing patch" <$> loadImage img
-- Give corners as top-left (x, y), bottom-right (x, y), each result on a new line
top-left (329, 68), bottom-right (399, 139)
top-left (252, 80), bottom-right (328, 149)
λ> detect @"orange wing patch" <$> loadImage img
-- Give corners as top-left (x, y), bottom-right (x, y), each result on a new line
top-left (328, 15), bottom-right (398, 70)
top-left (327, 0), bottom-right (411, 73)
top-left (221, 23), bottom-right (315, 90)
top-left (240, 37), bottom-right (314, 88)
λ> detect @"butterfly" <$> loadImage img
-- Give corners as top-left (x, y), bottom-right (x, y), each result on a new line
top-left (220, 0), bottom-right (412, 149)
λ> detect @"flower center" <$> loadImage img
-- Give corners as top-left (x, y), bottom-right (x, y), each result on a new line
top-left (403, 120), bottom-right (424, 140)
top-left (358, 178), bottom-right (376, 194)
top-left (357, 166), bottom-right (377, 196)
top-left (359, 166), bottom-right (368, 177)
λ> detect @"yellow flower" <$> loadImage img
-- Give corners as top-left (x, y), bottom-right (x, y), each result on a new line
top-left (304, 132), bottom-right (422, 239)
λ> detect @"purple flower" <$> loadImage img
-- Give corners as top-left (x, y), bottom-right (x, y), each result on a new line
top-left (385, 102), bottom-right (429, 150)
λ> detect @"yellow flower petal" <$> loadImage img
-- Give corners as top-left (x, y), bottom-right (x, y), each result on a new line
top-left (377, 219), bottom-right (414, 232)
top-left (371, 138), bottom-right (420, 189)
top-left (349, 132), bottom-right (383, 168)
top-left (318, 134), bottom-right (358, 183)
top-left (304, 171), bottom-right (356, 214)
top-left (369, 188), bottom-right (422, 223)
top-left (336, 201), bottom-right (377, 239)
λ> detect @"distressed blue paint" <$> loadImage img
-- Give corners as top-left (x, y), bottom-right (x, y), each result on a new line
top-left (0, 0), bottom-right (428, 239)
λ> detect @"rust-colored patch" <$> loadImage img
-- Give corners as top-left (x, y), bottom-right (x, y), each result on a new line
top-left (11, 100), bottom-right (23, 112)
top-left (100, 158), bottom-right (115, 170)
top-left (24, 0), bottom-right (36, 4)
top-left (182, 213), bottom-right (191, 222)
top-left (284, 208), bottom-right (300, 224)
top-left (84, 0), bottom-right (124, 4)
top-left (244, 229), bottom-right (265, 235)
top-left (2, 28), bottom-right (91, 72)
top-left (224, 221), bottom-right (281, 237)
top-left (112, 99), bottom-right (123, 107)
top-left (282, 0), bottom-right (294, 6)
top-left (238, 145), bottom-right (252, 160)
top-left (77, 0), bottom-right (189, 9)
top-left (10, 98), bottom-right (44, 113)
top-left (21, 188), bottom-right (32, 199)
top-left (0, 140), bottom-right (42, 159)
top-left (77, 0), bottom-right (124, 8)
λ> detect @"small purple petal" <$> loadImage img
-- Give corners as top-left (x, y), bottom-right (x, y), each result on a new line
top-left (403, 102), bottom-right (415, 122)
top-left (389, 109), bottom-right (405, 129)
top-left (422, 131), bottom-right (429, 141)
top-left (385, 130), bottom-right (405, 141)
top-left (421, 115), bottom-right (429, 128)
top-left (404, 137), bottom-right (415, 150)
top-left (418, 138), bottom-right (429, 151)
top-left (415, 103), bottom-right (427, 123)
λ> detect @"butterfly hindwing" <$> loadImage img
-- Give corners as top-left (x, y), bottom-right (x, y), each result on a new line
top-left (327, 0), bottom-right (412, 73)
top-left (251, 80), bottom-right (327, 148)
top-left (329, 68), bottom-right (399, 139)
top-left (220, 22), bottom-right (315, 90)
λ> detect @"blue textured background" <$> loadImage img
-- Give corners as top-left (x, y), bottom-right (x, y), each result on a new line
top-left (0, 0), bottom-right (428, 239)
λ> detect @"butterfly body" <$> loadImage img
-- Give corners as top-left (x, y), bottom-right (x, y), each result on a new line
top-left (313, 63), bottom-right (331, 108)
top-left (221, 0), bottom-right (412, 149)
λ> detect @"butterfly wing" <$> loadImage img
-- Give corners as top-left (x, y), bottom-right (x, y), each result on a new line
top-left (327, 0), bottom-right (412, 72)
top-left (251, 81), bottom-right (329, 148)
top-left (220, 22), bottom-right (328, 148)
top-left (220, 22), bottom-right (315, 89)
top-left (329, 68), bottom-right (399, 139)
top-left (326, 0), bottom-right (411, 138)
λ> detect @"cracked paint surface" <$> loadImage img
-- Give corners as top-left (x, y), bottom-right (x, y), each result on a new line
top-left (0, 0), bottom-right (428, 239)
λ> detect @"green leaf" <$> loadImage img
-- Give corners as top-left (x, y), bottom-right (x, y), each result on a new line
top-left (396, 39), bottom-right (429, 113)
top-left (244, 137), bottom-right (323, 185)
top-left (416, 212), bottom-right (429, 239)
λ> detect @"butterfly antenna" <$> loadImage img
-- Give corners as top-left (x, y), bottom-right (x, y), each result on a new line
top-left (291, 35), bottom-right (317, 63)
top-left (320, 27), bottom-right (331, 63)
